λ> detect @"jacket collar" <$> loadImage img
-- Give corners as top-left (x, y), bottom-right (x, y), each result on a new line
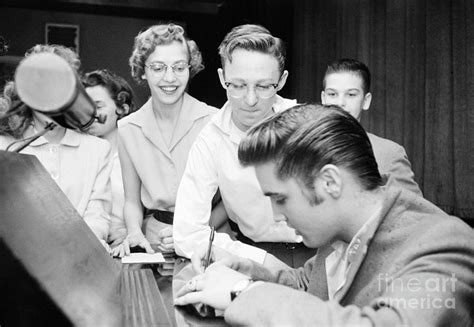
top-left (310, 185), bottom-right (402, 302)
top-left (128, 93), bottom-right (210, 157)
top-left (335, 186), bottom-right (401, 301)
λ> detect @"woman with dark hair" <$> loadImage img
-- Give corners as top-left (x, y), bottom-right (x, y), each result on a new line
top-left (83, 69), bottom-right (137, 247)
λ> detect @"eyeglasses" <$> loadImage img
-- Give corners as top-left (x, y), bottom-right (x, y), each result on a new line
top-left (145, 62), bottom-right (190, 76)
top-left (224, 81), bottom-right (279, 99)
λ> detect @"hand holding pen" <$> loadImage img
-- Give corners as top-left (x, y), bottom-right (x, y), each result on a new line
top-left (191, 229), bottom-right (238, 274)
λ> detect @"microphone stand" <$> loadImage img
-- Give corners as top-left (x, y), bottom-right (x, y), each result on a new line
top-left (9, 122), bottom-right (57, 153)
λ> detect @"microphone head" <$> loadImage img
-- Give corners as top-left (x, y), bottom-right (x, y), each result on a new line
top-left (15, 52), bottom-right (97, 131)
top-left (15, 52), bottom-right (77, 113)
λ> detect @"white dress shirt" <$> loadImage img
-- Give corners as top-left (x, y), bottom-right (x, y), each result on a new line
top-left (174, 96), bottom-right (301, 263)
top-left (0, 128), bottom-right (113, 240)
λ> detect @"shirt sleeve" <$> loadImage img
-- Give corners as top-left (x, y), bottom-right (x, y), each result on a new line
top-left (225, 283), bottom-right (374, 327)
top-left (82, 141), bottom-right (113, 241)
top-left (173, 131), bottom-right (267, 263)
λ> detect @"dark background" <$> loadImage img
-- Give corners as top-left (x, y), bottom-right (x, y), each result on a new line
top-left (0, 0), bottom-right (472, 223)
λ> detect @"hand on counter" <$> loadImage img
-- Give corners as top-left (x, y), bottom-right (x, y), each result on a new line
top-left (111, 230), bottom-right (154, 258)
top-left (108, 227), bottom-right (127, 248)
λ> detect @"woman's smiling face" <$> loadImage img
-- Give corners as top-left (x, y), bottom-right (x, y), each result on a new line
top-left (143, 40), bottom-right (190, 106)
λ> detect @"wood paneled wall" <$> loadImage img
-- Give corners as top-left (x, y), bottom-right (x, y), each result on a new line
top-left (292, 0), bottom-right (474, 220)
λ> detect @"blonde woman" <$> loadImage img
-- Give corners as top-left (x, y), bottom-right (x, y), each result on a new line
top-left (114, 24), bottom-right (222, 257)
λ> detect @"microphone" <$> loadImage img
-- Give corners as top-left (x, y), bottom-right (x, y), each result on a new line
top-left (14, 52), bottom-right (100, 131)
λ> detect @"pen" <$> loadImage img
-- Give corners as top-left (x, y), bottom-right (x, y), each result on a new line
top-left (204, 226), bottom-right (215, 270)
top-left (200, 227), bottom-right (216, 316)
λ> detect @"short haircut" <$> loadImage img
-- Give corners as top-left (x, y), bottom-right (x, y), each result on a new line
top-left (218, 24), bottom-right (286, 73)
top-left (82, 69), bottom-right (136, 120)
top-left (129, 23), bottom-right (204, 84)
top-left (238, 103), bottom-right (382, 191)
top-left (323, 58), bottom-right (371, 94)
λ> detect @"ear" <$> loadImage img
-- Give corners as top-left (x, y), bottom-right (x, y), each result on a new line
top-left (362, 92), bottom-right (372, 111)
top-left (122, 103), bottom-right (130, 116)
top-left (276, 70), bottom-right (289, 91)
top-left (314, 164), bottom-right (343, 199)
top-left (217, 68), bottom-right (226, 89)
top-left (321, 90), bottom-right (327, 104)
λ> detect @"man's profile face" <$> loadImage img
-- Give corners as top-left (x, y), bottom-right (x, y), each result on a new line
top-left (218, 49), bottom-right (287, 132)
top-left (321, 72), bottom-right (372, 121)
top-left (254, 161), bottom-right (339, 248)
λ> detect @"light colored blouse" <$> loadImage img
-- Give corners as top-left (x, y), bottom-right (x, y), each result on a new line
top-left (0, 127), bottom-right (113, 240)
top-left (109, 151), bottom-right (126, 236)
top-left (117, 93), bottom-right (218, 212)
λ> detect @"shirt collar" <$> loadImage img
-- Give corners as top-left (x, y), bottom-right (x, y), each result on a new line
top-left (127, 93), bottom-right (211, 129)
top-left (213, 95), bottom-right (297, 144)
top-left (27, 125), bottom-right (81, 147)
top-left (122, 93), bottom-right (213, 156)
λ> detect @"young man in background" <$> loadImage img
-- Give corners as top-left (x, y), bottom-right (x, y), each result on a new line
top-left (321, 58), bottom-right (422, 195)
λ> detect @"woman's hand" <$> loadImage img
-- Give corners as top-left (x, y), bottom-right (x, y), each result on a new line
top-left (111, 229), bottom-right (154, 257)
top-left (156, 226), bottom-right (174, 252)
top-left (108, 227), bottom-right (128, 248)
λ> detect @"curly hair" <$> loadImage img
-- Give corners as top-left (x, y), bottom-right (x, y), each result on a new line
top-left (0, 44), bottom-right (81, 138)
top-left (0, 81), bottom-right (32, 138)
top-left (129, 23), bottom-right (204, 84)
top-left (25, 44), bottom-right (81, 74)
top-left (82, 69), bottom-right (136, 120)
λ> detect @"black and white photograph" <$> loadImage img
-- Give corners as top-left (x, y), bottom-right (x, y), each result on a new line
top-left (0, 0), bottom-right (473, 326)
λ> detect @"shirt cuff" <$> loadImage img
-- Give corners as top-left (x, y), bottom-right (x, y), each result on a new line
top-left (234, 242), bottom-right (267, 264)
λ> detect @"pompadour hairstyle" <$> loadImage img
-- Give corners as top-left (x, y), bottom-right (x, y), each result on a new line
top-left (218, 24), bottom-right (286, 72)
top-left (238, 103), bottom-right (383, 191)
top-left (129, 23), bottom-right (204, 84)
top-left (82, 69), bottom-right (136, 120)
top-left (323, 58), bottom-right (371, 94)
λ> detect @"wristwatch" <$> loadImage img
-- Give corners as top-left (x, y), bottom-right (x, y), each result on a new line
top-left (230, 278), bottom-right (253, 301)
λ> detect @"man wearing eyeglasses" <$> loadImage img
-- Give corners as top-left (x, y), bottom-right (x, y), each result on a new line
top-left (173, 24), bottom-right (314, 269)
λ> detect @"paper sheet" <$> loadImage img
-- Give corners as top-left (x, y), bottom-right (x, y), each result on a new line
top-left (121, 252), bottom-right (166, 264)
